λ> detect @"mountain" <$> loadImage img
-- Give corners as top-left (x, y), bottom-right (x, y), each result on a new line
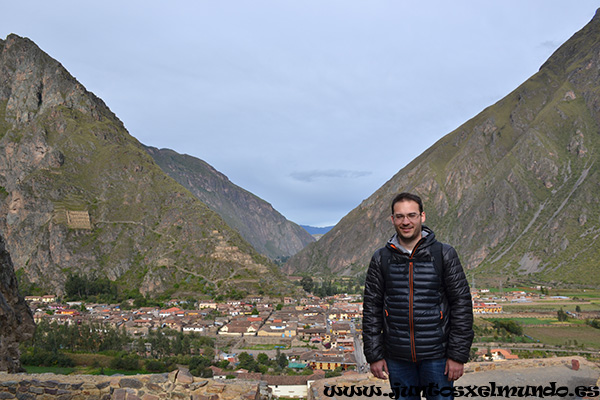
top-left (0, 34), bottom-right (298, 298)
top-left (145, 146), bottom-right (314, 261)
top-left (301, 225), bottom-right (334, 241)
top-left (0, 232), bottom-right (34, 372)
top-left (285, 10), bottom-right (600, 287)
top-left (301, 225), bottom-right (334, 235)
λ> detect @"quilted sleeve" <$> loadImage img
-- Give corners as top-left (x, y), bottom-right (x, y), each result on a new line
top-left (362, 248), bottom-right (386, 363)
top-left (442, 244), bottom-right (474, 363)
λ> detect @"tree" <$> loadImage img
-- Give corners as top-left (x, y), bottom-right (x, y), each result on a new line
top-left (325, 366), bottom-right (343, 378)
top-left (276, 349), bottom-right (288, 369)
top-left (300, 276), bottom-right (314, 293)
top-left (257, 353), bottom-right (269, 365)
top-left (492, 319), bottom-right (523, 336)
top-left (237, 352), bottom-right (257, 371)
top-left (189, 356), bottom-right (213, 377)
top-left (557, 308), bottom-right (568, 322)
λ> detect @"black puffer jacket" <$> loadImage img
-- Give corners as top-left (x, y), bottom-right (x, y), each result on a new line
top-left (362, 227), bottom-right (474, 364)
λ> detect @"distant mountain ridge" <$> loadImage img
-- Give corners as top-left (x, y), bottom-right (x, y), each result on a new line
top-left (300, 225), bottom-right (334, 235)
top-left (145, 146), bottom-right (315, 261)
top-left (285, 9), bottom-right (600, 287)
top-left (0, 34), bottom-right (298, 298)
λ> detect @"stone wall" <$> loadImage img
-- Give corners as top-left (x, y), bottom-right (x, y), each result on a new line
top-left (0, 358), bottom-right (597, 400)
top-left (0, 369), bottom-right (268, 400)
top-left (463, 356), bottom-right (593, 373)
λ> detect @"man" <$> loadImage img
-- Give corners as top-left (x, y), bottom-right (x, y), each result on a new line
top-left (363, 192), bottom-right (473, 400)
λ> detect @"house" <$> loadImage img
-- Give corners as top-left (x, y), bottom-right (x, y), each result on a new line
top-left (138, 307), bottom-right (159, 316)
top-left (297, 326), bottom-right (326, 341)
top-left (218, 320), bottom-right (254, 336)
top-left (198, 301), bottom-right (218, 310)
top-left (257, 322), bottom-right (297, 338)
top-left (261, 372), bottom-right (325, 399)
top-left (489, 348), bottom-right (519, 361)
top-left (185, 310), bottom-right (201, 317)
top-left (123, 320), bottom-right (149, 337)
top-left (133, 318), bottom-right (155, 328)
top-left (182, 321), bottom-right (213, 334)
top-left (42, 294), bottom-right (57, 303)
top-left (472, 302), bottom-right (503, 314)
top-left (159, 307), bottom-right (182, 317)
top-left (334, 337), bottom-right (354, 352)
top-left (300, 350), bottom-right (356, 371)
top-left (330, 322), bottom-right (351, 336)
top-left (328, 309), bottom-right (349, 321)
top-left (209, 366), bottom-right (228, 379)
top-left (55, 309), bottom-right (79, 316)
top-left (162, 317), bottom-right (184, 331)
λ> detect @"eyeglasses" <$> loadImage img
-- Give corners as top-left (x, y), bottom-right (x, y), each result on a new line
top-left (393, 212), bottom-right (421, 222)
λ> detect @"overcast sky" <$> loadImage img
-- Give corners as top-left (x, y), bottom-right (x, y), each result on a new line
top-left (1, 2), bottom-right (598, 227)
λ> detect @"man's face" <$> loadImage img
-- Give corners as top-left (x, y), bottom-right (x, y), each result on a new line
top-left (391, 200), bottom-right (426, 243)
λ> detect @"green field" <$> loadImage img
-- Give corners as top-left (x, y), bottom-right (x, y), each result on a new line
top-left (501, 302), bottom-right (600, 312)
top-left (547, 289), bottom-right (600, 299)
top-left (502, 317), bottom-right (556, 325)
top-left (23, 365), bottom-right (144, 376)
top-left (23, 366), bottom-right (75, 375)
top-left (523, 325), bottom-right (600, 348)
top-left (486, 317), bottom-right (588, 326)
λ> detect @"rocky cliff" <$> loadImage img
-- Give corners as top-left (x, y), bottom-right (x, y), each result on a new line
top-left (0, 232), bottom-right (35, 372)
top-left (0, 34), bottom-right (296, 298)
top-left (285, 9), bottom-right (600, 287)
top-left (146, 146), bottom-right (314, 261)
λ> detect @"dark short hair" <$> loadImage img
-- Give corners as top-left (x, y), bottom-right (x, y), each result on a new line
top-left (391, 192), bottom-right (423, 214)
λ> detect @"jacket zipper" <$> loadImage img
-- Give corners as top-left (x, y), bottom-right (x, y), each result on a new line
top-left (408, 240), bottom-right (423, 363)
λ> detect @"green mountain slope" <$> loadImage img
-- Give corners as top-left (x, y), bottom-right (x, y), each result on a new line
top-left (285, 10), bottom-right (600, 287)
top-left (0, 34), bottom-right (296, 298)
top-left (145, 146), bottom-right (315, 261)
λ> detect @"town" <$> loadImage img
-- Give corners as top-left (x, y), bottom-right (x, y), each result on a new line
top-left (23, 285), bottom-right (600, 399)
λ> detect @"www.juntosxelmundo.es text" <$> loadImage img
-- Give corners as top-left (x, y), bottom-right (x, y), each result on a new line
top-left (322, 382), bottom-right (600, 398)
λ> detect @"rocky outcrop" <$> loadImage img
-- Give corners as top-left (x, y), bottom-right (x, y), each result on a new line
top-left (0, 369), bottom-right (267, 399)
top-left (0, 232), bottom-right (35, 373)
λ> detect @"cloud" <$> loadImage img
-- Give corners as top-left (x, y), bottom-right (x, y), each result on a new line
top-left (290, 169), bottom-right (372, 183)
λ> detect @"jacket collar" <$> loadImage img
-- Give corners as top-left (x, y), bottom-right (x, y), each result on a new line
top-left (387, 225), bottom-right (435, 255)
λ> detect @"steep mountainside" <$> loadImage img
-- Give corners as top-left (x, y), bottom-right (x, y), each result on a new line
top-left (0, 232), bottom-right (34, 372)
top-left (145, 146), bottom-right (314, 261)
top-left (0, 34), bottom-right (297, 298)
top-left (285, 10), bottom-right (600, 287)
